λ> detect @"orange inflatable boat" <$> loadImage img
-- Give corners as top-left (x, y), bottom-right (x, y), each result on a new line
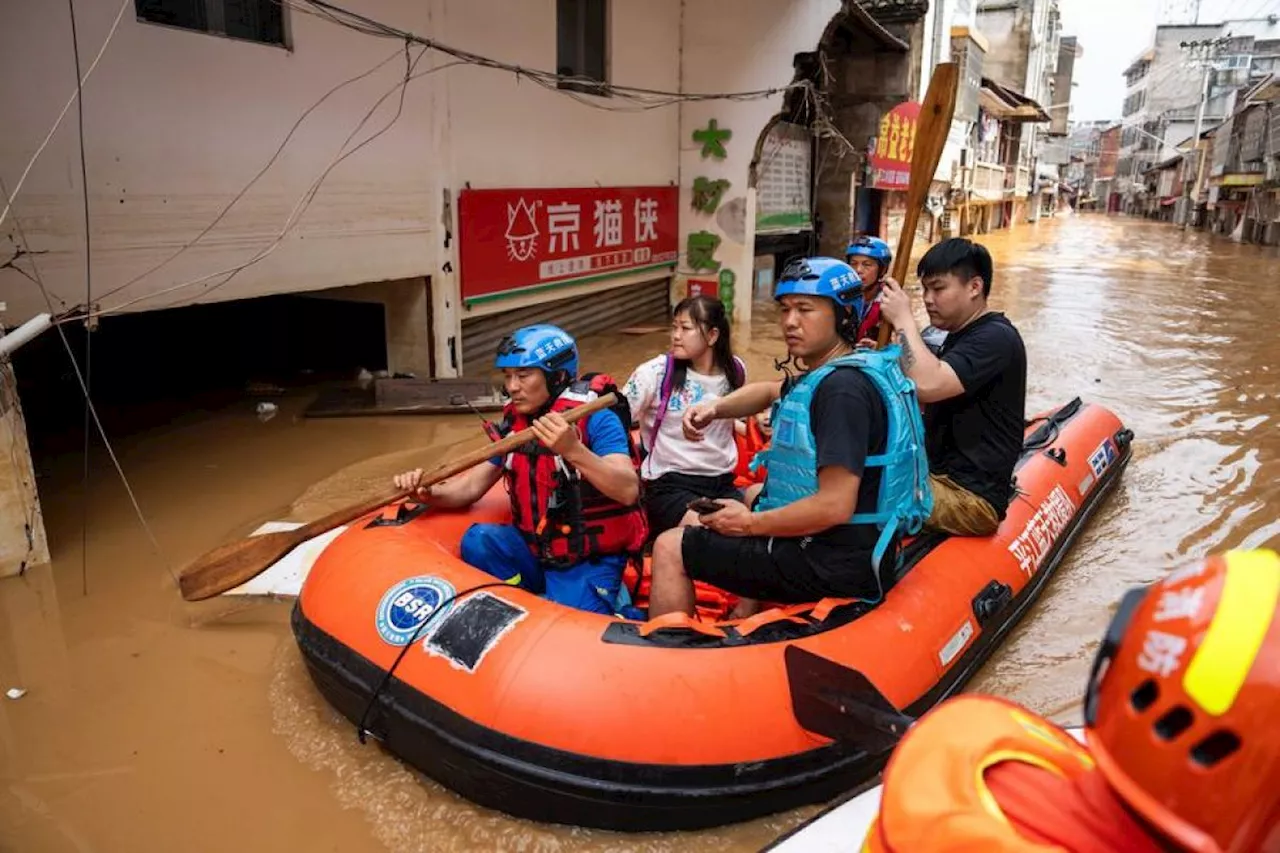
top-left (291, 397), bottom-right (1132, 831)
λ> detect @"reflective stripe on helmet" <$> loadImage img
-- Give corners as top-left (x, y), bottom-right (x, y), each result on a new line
top-left (1183, 548), bottom-right (1280, 715)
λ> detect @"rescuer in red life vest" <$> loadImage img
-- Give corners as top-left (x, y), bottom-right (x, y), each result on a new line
top-left (846, 235), bottom-right (893, 343)
top-left (393, 324), bottom-right (646, 614)
top-left (862, 547), bottom-right (1280, 853)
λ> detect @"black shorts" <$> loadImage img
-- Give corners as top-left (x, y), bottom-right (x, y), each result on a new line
top-left (680, 526), bottom-right (882, 603)
top-left (642, 472), bottom-right (744, 537)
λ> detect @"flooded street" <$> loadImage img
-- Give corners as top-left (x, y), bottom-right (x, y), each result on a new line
top-left (4, 213), bottom-right (1279, 851)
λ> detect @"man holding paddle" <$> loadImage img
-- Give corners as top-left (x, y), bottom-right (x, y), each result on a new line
top-left (876, 238), bottom-right (1027, 537)
top-left (393, 324), bottom-right (647, 614)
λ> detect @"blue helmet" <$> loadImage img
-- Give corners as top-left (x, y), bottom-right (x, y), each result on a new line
top-left (846, 235), bottom-right (893, 269)
top-left (494, 324), bottom-right (579, 379)
top-left (775, 257), bottom-right (866, 328)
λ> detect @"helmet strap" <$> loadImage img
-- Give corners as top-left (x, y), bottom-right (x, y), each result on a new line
top-left (543, 369), bottom-right (572, 404)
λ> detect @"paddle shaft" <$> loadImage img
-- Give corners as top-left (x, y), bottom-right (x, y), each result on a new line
top-left (876, 63), bottom-right (961, 349)
top-left (177, 393), bottom-right (619, 601)
top-left (296, 391), bottom-right (619, 538)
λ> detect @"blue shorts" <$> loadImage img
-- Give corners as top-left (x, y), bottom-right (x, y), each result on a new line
top-left (459, 522), bottom-right (626, 615)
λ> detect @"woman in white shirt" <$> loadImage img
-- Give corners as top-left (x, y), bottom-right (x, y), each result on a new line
top-left (622, 296), bottom-right (746, 536)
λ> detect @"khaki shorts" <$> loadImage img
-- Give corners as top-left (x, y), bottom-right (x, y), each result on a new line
top-left (926, 473), bottom-right (1000, 537)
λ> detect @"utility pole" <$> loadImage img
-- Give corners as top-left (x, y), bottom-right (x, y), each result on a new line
top-left (1181, 62), bottom-right (1212, 228)
top-left (1178, 35), bottom-right (1230, 229)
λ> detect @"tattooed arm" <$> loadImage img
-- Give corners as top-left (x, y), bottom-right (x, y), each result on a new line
top-left (877, 278), bottom-right (965, 404)
top-left (894, 327), bottom-right (964, 403)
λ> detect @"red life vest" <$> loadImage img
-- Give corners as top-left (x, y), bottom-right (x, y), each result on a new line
top-left (857, 298), bottom-right (883, 342)
top-left (501, 376), bottom-right (648, 566)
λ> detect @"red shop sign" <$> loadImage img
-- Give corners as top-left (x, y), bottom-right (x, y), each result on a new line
top-left (458, 185), bottom-right (679, 303)
top-left (869, 101), bottom-right (920, 191)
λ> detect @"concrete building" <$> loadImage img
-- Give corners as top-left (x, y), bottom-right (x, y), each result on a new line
top-left (1053, 119), bottom-right (1103, 208)
top-left (1049, 36), bottom-right (1079, 136)
top-left (1117, 19), bottom-right (1280, 212)
top-left (1204, 74), bottom-right (1280, 243)
top-left (973, 0), bottom-right (1066, 221)
top-left (1, 0), bottom-right (940, 576)
top-left (1117, 24), bottom-right (1223, 202)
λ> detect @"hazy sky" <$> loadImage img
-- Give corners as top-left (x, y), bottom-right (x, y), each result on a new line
top-left (1060, 0), bottom-right (1279, 121)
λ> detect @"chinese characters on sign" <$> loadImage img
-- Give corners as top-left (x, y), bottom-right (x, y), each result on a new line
top-left (688, 118), bottom-right (736, 311)
top-left (756, 121), bottom-right (813, 232)
top-left (869, 101), bottom-right (921, 191)
top-left (687, 231), bottom-right (722, 273)
top-left (1007, 485), bottom-right (1076, 577)
top-left (692, 177), bottom-right (731, 214)
top-left (458, 186), bottom-right (679, 302)
top-left (692, 119), bottom-right (732, 159)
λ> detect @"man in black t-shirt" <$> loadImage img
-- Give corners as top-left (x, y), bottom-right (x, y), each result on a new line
top-left (878, 238), bottom-right (1027, 536)
top-left (645, 257), bottom-right (905, 620)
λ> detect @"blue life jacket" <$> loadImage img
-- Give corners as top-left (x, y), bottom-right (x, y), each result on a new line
top-left (752, 346), bottom-right (933, 596)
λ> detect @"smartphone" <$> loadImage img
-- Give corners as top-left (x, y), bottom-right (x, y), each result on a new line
top-left (687, 497), bottom-right (724, 515)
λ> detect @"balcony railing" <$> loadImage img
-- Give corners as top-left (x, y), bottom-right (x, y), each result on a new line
top-left (965, 162), bottom-right (1006, 201)
top-left (1005, 165), bottom-right (1032, 197)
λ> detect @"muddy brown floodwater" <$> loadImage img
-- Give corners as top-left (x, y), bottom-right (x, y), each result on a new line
top-left (3, 214), bottom-right (1279, 852)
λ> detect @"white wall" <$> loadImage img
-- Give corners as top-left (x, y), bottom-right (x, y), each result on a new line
top-left (433, 0), bottom-right (681, 371)
top-left (0, 0), bottom-right (438, 325)
top-left (438, 0), bottom-right (680, 189)
top-left (0, 0), bottom-right (682, 379)
top-left (677, 0), bottom-right (842, 326)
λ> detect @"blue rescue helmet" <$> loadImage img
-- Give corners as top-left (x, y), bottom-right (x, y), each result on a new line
top-left (494, 323), bottom-right (579, 380)
top-left (775, 257), bottom-right (866, 340)
top-left (846, 235), bottom-right (893, 270)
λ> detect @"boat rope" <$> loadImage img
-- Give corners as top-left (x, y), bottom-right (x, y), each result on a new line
top-left (356, 580), bottom-right (513, 744)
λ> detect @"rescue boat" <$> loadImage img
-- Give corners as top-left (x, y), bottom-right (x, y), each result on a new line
top-left (291, 396), bottom-right (1131, 831)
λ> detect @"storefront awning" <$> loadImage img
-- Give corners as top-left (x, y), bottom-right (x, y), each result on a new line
top-left (979, 77), bottom-right (1050, 123)
top-left (1219, 173), bottom-right (1265, 187)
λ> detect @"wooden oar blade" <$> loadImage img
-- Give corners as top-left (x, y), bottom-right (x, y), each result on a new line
top-left (904, 63), bottom-right (960, 208)
top-left (178, 529), bottom-right (309, 602)
top-left (176, 393), bottom-right (619, 602)
top-left (878, 62), bottom-right (961, 348)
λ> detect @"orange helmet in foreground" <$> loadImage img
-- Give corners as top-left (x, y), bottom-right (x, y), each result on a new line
top-left (1084, 548), bottom-right (1280, 853)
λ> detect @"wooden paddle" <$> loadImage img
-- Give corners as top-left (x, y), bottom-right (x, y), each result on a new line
top-left (177, 392), bottom-right (620, 602)
top-left (876, 62), bottom-right (960, 349)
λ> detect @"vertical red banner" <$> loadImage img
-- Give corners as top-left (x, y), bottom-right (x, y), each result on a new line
top-left (458, 186), bottom-right (679, 303)
top-left (869, 102), bottom-right (921, 191)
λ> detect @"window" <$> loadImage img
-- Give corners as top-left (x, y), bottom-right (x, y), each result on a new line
top-left (556, 0), bottom-right (608, 94)
top-left (135, 0), bottom-right (285, 47)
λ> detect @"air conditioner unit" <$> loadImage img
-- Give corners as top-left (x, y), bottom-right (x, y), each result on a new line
top-left (1267, 160), bottom-right (1280, 182)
